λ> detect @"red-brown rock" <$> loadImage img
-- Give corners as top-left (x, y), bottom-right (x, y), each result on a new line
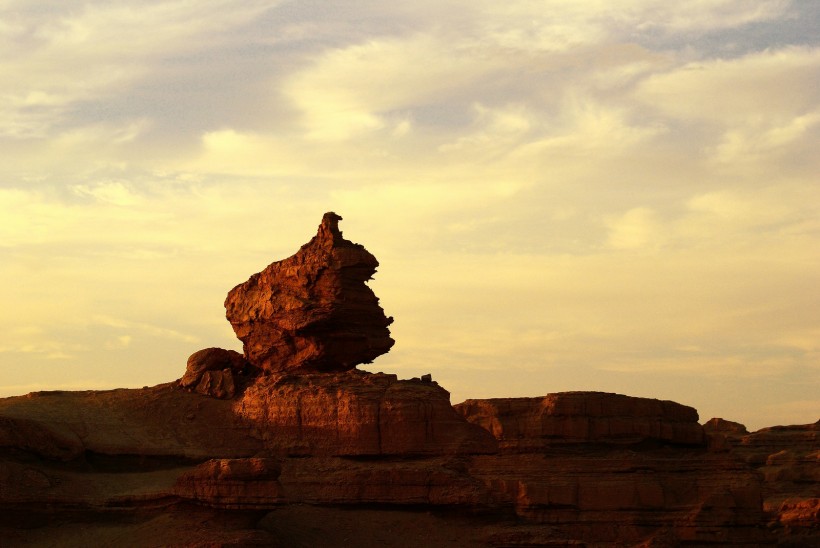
top-left (703, 417), bottom-right (749, 452)
top-left (1, 383), bottom-right (818, 546)
top-left (467, 450), bottom-right (768, 545)
top-left (224, 212), bottom-right (394, 373)
top-left (733, 420), bottom-right (820, 538)
top-left (173, 457), bottom-right (282, 508)
top-left (454, 392), bottom-right (705, 451)
top-left (234, 370), bottom-right (498, 457)
top-left (703, 417), bottom-right (749, 435)
top-left (179, 347), bottom-right (253, 399)
top-left (276, 456), bottom-right (494, 507)
top-left (776, 497), bottom-right (820, 529)
top-left (0, 384), bottom-right (264, 461)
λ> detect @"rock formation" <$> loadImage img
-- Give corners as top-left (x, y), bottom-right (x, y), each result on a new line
top-left (721, 419), bottom-right (820, 540)
top-left (179, 347), bottom-right (255, 399)
top-left (3, 384), bottom-right (816, 546)
top-left (224, 212), bottom-right (394, 373)
top-left (0, 212), bottom-right (817, 546)
top-left (455, 392), bottom-right (705, 451)
top-left (235, 370), bottom-right (497, 457)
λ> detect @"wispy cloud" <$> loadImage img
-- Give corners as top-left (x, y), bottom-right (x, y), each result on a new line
top-left (0, 0), bottom-right (280, 137)
top-left (91, 315), bottom-right (199, 344)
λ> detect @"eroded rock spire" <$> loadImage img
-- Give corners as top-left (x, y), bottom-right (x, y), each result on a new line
top-left (224, 212), bottom-right (394, 373)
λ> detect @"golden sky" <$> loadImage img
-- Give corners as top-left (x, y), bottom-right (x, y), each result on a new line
top-left (1, 0), bottom-right (818, 429)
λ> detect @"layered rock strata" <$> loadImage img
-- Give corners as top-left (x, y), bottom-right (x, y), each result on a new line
top-left (224, 212), bottom-right (394, 373)
top-left (3, 385), bottom-right (816, 546)
top-left (235, 370), bottom-right (498, 456)
top-left (731, 420), bottom-right (820, 540)
top-left (455, 391), bottom-right (705, 451)
top-left (466, 451), bottom-right (766, 545)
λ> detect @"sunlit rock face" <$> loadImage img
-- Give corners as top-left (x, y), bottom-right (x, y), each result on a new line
top-left (234, 370), bottom-right (499, 457)
top-left (179, 347), bottom-right (256, 399)
top-left (454, 392), bottom-right (705, 452)
top-left (224, 212), bottom-right (394, 373)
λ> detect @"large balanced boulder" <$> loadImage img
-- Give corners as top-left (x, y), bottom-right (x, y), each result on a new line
top-left (224, 212), bottom-right (394, 373)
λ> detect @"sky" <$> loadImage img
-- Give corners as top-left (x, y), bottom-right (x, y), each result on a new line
top-left (1, 0), bottom-right (818, 431)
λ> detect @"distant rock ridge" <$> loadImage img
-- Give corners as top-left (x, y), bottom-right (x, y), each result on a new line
top-left (455, 392), bottom-right (705, 451)
top-left (223, 212), bottom-right (394, 374)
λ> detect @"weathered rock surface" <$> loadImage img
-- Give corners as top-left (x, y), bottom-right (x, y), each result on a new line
top-left (467, 450), bottom-right (767, 546)
top-left (704, 417), bottom-right (750, 452)
top-left (704, 417), bottom-right (749, 435)
top-left (179, 347), bottom-right (255, 399)
top-left (1, 383), bottom-right (817, 546)
top-left (0, 383), bottom-right (272, 465)
top-left (224, 212), bottom-right (394, 373)
top-left (173, 457), bottom-right (283, 508)
top-left (733, 420), bottom-right (820, 541)
top-left (454, 392), bottom-right (705, 451)
top-left (235, 370), bottom-right (497, 457)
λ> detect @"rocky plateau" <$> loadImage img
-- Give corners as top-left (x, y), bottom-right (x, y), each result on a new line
top-left (0, 213), bottom-right (817, 547)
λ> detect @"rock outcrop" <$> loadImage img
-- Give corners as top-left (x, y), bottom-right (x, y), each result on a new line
top-left (733, 420), bottom-right (820, 540)
top-left (4, 386), bottom-right (815, 546)
top-left (173, 457), bottom-right (283, 508)
top-left (455, 392), bottom-right (705, 451)
top-left (466, 451), bottom-right (766, 546)
top-left (235, 370), bottom-right (497, 457)
top-left (179, 347), bottom-right (255, 399)
top-left (704, 417), bottom-right (750, 452)
top-left (224, 212), bottom-right (394, 373)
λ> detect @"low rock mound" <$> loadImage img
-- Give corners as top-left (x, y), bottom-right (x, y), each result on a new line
top-left (179, 347), bottom-right (256, 399)
top-left (455, 391), bottom-right (705, 451)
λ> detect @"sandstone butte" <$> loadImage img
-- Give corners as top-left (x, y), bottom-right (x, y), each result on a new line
top-left (0, 213), bottom-right (817, 547)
